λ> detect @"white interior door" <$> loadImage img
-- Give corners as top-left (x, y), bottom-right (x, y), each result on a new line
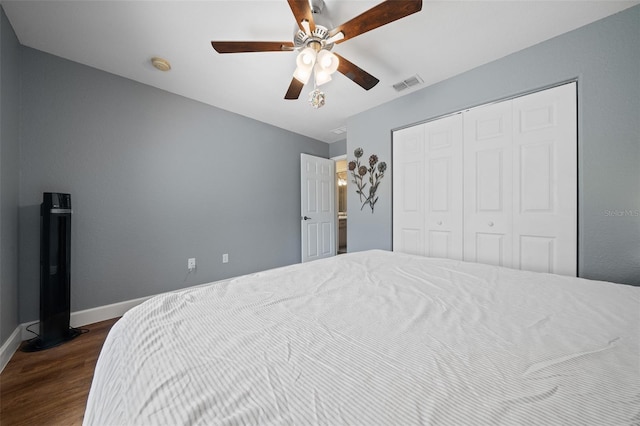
top-left (512, 82), bottom-right (577, 275)
top-left (301, 154), bottom-right (336, 263)
top-left (463, 99), bottom-right (514, 267)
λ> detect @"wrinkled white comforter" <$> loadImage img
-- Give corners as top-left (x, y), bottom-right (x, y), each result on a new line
top-left (84, 250), bottom-right (640, 425)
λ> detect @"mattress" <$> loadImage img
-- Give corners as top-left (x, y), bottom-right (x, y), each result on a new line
top-left (84, 250), bottom-right (640, 425)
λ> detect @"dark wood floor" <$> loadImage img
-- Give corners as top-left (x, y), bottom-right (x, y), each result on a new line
top-left (0, 318), bottom-right (119, 426)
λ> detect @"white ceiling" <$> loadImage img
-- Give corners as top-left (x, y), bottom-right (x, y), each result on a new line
top-left (3, 1), bottom-right (638, 143)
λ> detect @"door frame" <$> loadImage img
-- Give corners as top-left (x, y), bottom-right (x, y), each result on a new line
top-left (332, 154), bottom-right (347, 254)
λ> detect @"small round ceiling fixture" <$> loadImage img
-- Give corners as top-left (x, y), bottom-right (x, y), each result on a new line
top-left (151, 57), bottom-right (171, 72)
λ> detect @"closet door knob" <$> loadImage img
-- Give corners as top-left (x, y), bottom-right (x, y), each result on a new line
top-left (488, 221), bottom-right (494, 227)
top-left (437, 221), bottom-right (442, 226)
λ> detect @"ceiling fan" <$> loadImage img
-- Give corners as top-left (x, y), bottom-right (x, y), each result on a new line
top-left (211, 0), bottom-right (423, 106)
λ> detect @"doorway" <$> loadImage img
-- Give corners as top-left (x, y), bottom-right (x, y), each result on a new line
top-left (335, 157), bottom-right (348, 254)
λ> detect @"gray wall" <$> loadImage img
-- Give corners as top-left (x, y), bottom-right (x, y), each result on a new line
top-left (19, 48), bottom-right (328, 322)
top-left (0, 8), bottom-right (20, 344)
top-left (329, 139), bottom-right (346, 158)
top-left (347, 5), bottom-right (640, 285)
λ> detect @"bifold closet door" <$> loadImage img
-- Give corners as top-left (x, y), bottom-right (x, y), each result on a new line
top-left (393, 124), bottom-right (425, 255)
top-left (463, 100), bottom-right (514, 267)
top-left (393, 114), bottom-right (463, 259)
top-left (463, 82), bottom-right (577, 275)
top-left (424, 114), bottom-right (463, 259)
top-left (394, 83), bottom-right (576, 275)
top-left (511, 83), bottom-right (577, 275)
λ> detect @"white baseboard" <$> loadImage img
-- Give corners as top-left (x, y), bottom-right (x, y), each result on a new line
top-left (20, 295), bottom-right (152, 341)
top-left (5, 280), bottom-right (216, 372)
top-left (2, 295), bottom-right (150, 374)
top-left (70, 295), bottom-right (152, 329)
top-left (0, 326), bottom-right (22, 374)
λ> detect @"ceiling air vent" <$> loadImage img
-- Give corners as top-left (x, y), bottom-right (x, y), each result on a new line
top-left (331, 125), bottom-right (347, 135)
top-left (392, 74), bottom-right (424, 92)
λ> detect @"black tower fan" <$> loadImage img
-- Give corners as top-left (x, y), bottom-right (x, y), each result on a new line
top-left (23, 192), bottom-right (81, 352)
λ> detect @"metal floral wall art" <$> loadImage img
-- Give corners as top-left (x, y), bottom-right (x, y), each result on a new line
top-left (348, 148), bottom-right (387, 213)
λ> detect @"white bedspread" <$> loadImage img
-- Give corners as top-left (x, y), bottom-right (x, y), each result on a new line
top-left (84, 250), bottom-right (640, 425)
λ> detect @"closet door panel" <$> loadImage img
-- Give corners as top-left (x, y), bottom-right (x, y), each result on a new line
top-left (424, 114), bottom-right (463, 260)
top-left (519, 235), bottom-right (555, 273)
top-left (393, 125), bottom-right (425, 255)
top-left (512, 82), bottom-right (577, 275)
top-left (475, 233), bottom-right (506, 266)
top-left (463, 100), bottom-right (513, 267)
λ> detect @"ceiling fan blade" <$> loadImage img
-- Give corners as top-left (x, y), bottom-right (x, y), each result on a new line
top-left (334, 53), bottom-right (380, 91)
top-left (285, 77), bottom-right (305, 100)
top-left (329, 0), bottom-right (422, 44)
top-left (288, 0), bottom-right (316, 32)
top-left (211, 41), bottom-right (295, 53)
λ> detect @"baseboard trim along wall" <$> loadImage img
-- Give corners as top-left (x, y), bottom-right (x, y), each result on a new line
top-left (2, 279), bottom-right (222, 374)
top-left (0, 327), bottom-right (22, 374)
top-left (19, 294), bottom-right (153, 341)
top-left (1, 295), bottom-right (152, 374)
top-left (0, 296), bottom-right (153, 373)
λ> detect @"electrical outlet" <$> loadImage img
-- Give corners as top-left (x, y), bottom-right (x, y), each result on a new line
top-left (188, 258), bottom-right (196, 271)
top-left (222, 253), bottom-right (229, 264)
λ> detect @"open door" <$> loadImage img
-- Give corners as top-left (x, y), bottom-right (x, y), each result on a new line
top-left (301, 154), bottom-right (336, 262)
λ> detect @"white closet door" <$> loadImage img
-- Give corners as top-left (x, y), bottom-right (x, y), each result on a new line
top-left (463, 100), bottom-right (514, 267)
top-left (512, 82), bottom-right (577, 275)
top-left (423, 114), bottom-right (463, 259)
top-left (393, 125), bottom-right (425, 255)
top-left (394, 83), bottom-right (577, 274)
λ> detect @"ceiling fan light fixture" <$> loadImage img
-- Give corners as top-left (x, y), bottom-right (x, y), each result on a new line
top-left (317, 50), bottom-right (339, 73)
top-left (294, 46), bottom-right (317, 84)
top-left (314, 66), bottom-right (332, 86)
top-left (297, 47), bottom-right (317, 67)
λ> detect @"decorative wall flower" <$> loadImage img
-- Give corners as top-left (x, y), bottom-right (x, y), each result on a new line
top-left (349, 149), bottom-right (368, 202)
top-left (348, 147), bottom-right (387, 213)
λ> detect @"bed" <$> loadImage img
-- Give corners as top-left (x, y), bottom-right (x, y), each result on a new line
top-left (84, 250), bottom-right (640, 425)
